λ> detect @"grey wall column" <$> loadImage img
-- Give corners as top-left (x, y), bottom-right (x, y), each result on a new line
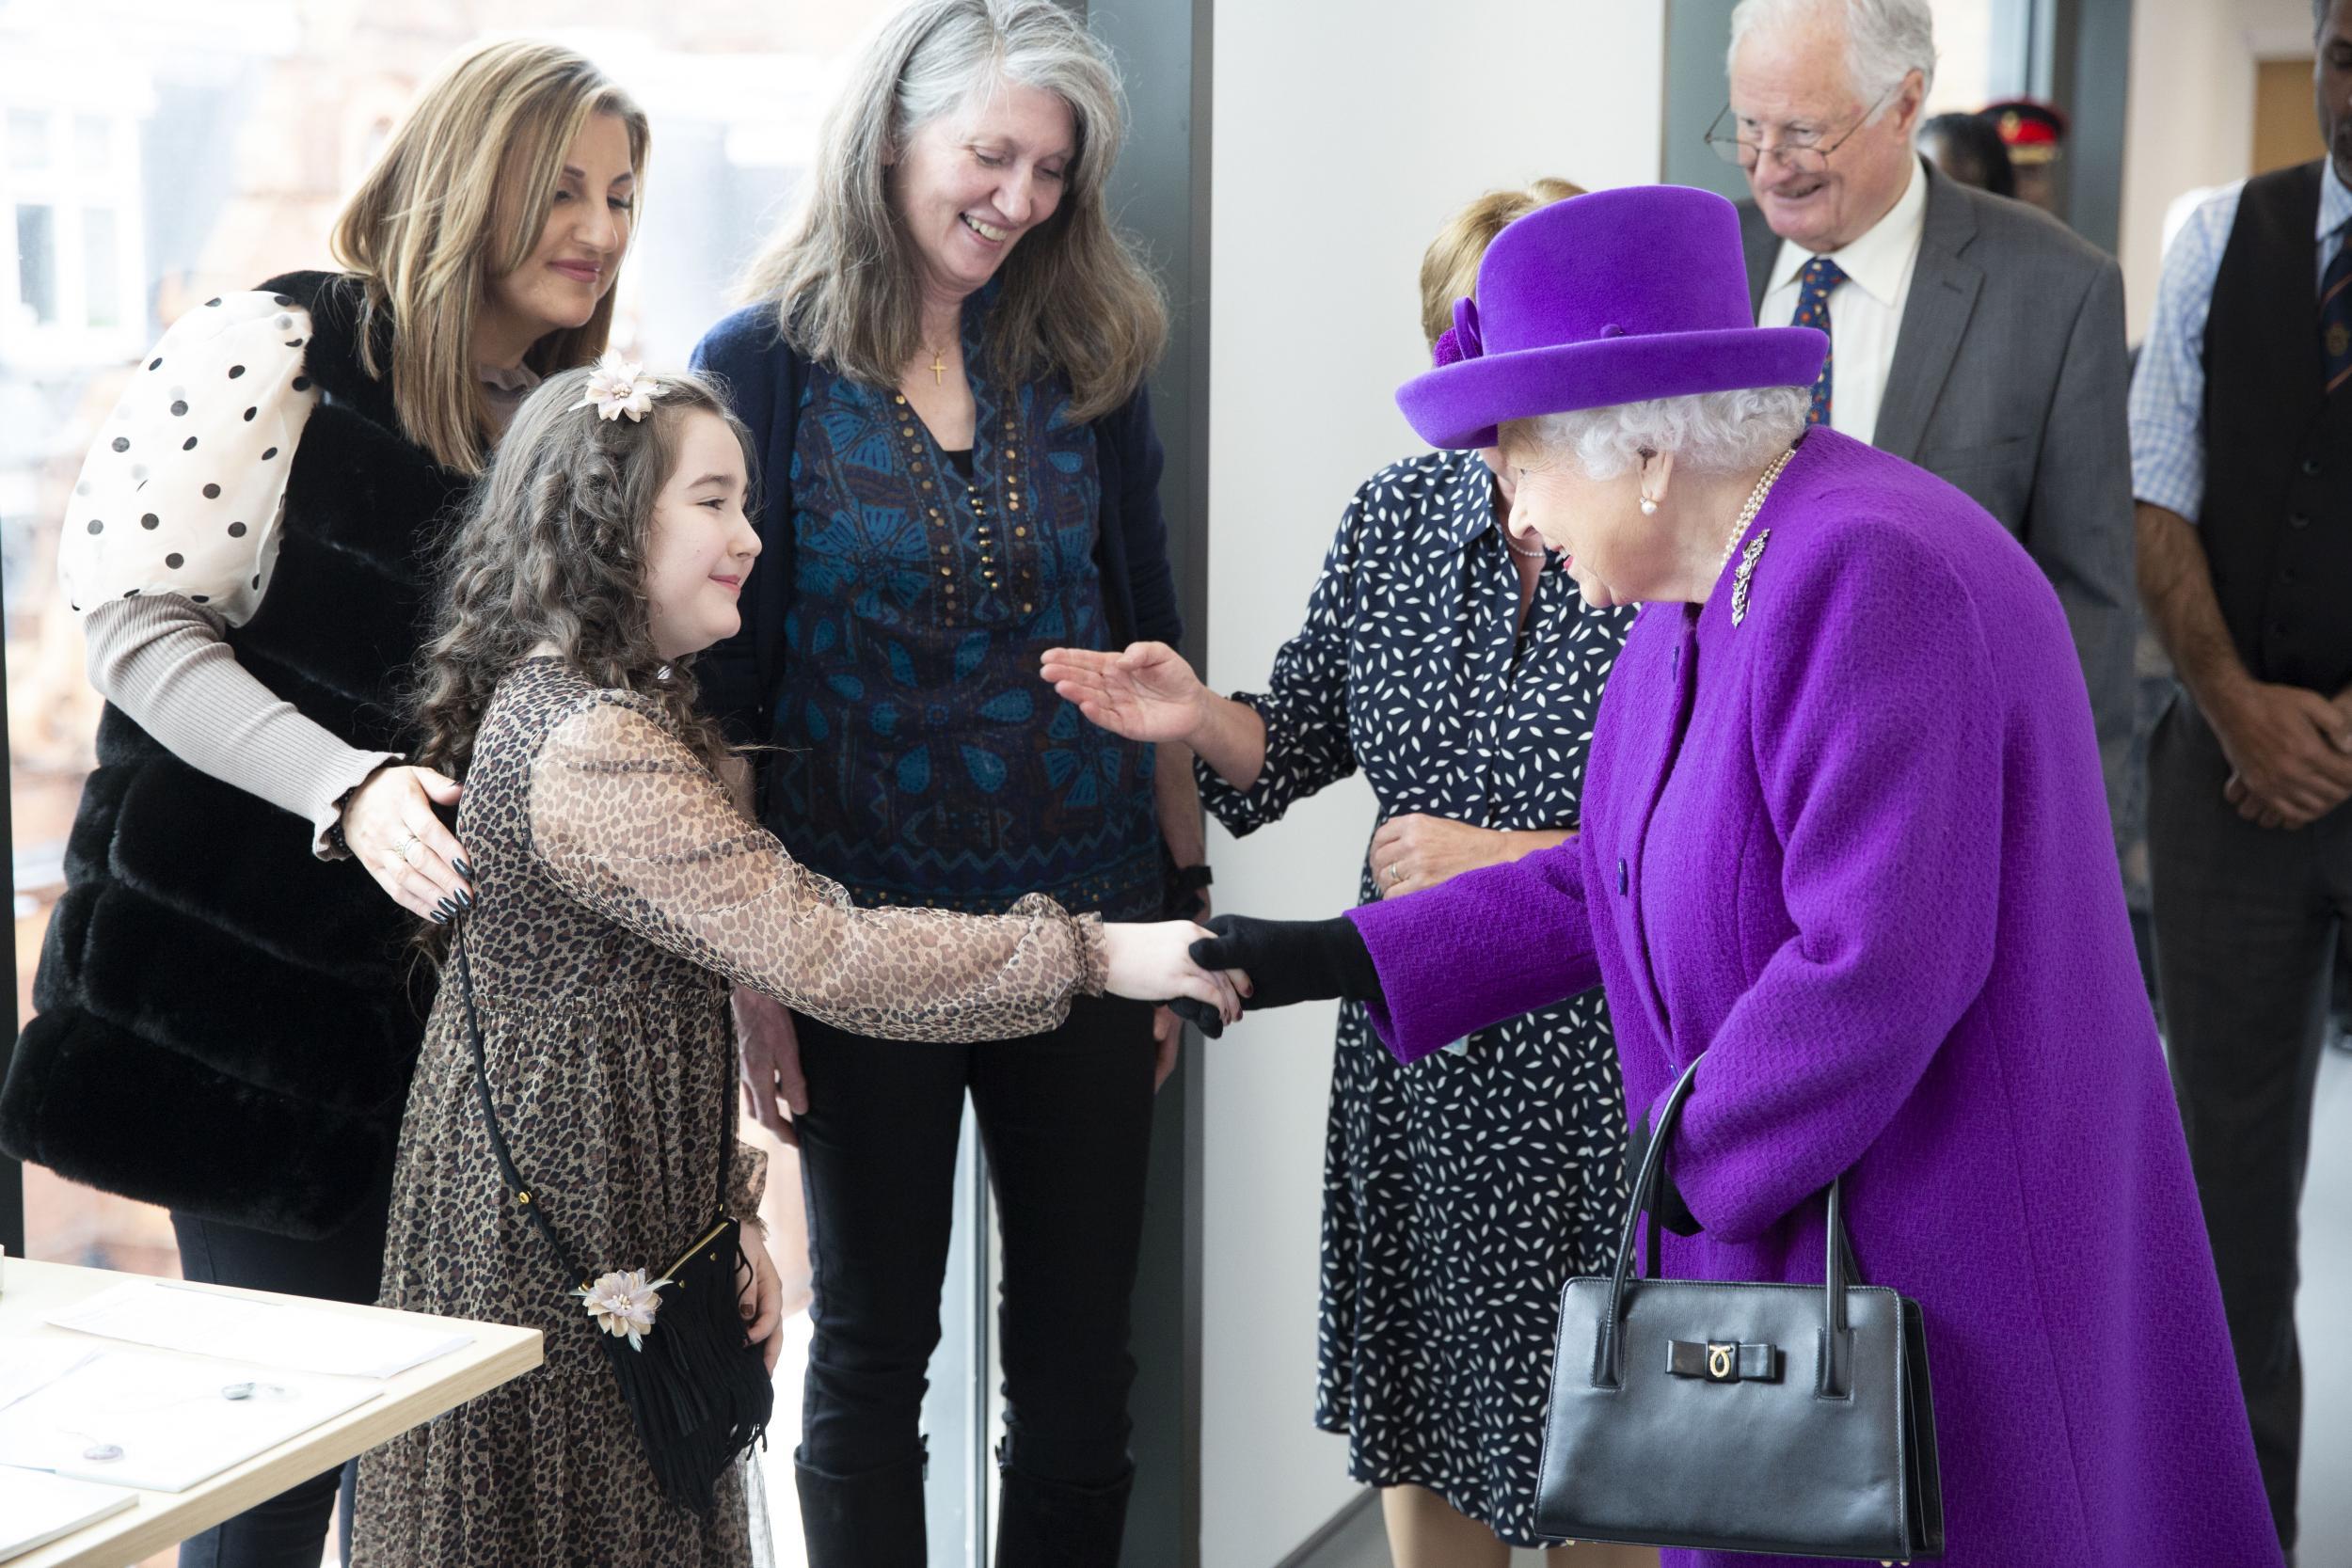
top-left (2030, 0), bottom-right (2132, 255)
top-left (1661, 0), bottom-right (1748, 196)
top-left (1082, 0), bottom-right (1212, 1563)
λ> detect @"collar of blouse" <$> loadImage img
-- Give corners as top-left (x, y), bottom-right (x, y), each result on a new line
top-left (1429, 446), bottom-right (1540, 567)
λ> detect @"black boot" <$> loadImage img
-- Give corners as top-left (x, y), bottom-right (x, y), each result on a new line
top-left (794, 1450), bottom-right (927, 1568)
top-left (993, 1459), bottom-right (1135, 1567)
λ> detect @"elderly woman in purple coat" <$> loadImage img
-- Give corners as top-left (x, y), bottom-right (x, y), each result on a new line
top-left (1183, 185), bottom-right (2280, 1567)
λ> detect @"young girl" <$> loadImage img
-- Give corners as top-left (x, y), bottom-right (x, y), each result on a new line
top-left (348, 362), bottom-right (1236, 1567)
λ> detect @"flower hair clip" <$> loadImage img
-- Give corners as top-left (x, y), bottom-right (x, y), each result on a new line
top-left (575, 351), bottom-right (661, 422)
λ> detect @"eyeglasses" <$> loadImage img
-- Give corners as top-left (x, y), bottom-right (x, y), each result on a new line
top-left (1704, 87), bottom-right (1899, 176)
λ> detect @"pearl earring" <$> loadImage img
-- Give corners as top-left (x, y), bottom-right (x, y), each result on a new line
top-left (1639, 495), bottom-right (1659, 515)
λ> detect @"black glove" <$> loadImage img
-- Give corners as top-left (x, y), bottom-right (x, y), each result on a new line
top-left (1167, 913), bottom-right (1382, 1037)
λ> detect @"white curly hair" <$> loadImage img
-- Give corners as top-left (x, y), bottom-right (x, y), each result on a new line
top-left (1509, 386), bottom-right (1812, 481)
top-left (1728, 0), bottom-right (1938, 108)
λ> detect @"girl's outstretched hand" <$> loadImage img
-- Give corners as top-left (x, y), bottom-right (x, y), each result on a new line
top-left (1101, 920), bottom-right (1249, 1026)
top-left (1165, 913), bottom-right (1381, 1037)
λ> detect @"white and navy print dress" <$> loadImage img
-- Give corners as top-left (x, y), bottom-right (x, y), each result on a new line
top-left (1198, 448), bottom-right (1633, 1546)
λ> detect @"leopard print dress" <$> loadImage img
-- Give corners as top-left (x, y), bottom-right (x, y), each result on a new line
top-left (351, 658), bottom-right (1105, 1567)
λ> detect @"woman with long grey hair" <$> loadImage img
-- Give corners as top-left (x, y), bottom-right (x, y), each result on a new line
top-left (690, 3), bottom-right (1200, 1561)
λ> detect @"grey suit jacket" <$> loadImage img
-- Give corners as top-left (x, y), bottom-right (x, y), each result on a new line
top-left (1740, 162), bottom-right (2137, 837)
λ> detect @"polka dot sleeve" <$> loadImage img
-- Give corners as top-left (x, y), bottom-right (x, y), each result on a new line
top-left (57, 291), bottom-right (321, 623)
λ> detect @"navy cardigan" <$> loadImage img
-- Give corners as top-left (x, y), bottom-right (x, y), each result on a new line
top-left (689, 302), bottom-right (1184, 774)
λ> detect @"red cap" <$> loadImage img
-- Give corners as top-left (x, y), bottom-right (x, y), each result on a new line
top-left (1981, 98), bottom-right (2068, 166)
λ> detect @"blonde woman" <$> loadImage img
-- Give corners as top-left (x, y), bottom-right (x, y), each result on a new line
top-left (689, 2), bottom-right (1200, 1560)
top-left (1044, 183), bottom-right (1655, 1568)
top-left (0, 40), bottom-right (644, 1568)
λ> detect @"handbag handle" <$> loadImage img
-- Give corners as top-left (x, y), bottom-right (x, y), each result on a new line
top-left (1596, 1054), bottom-right (1859, 1395)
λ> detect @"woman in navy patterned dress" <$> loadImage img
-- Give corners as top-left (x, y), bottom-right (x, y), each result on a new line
top-left (1044, 185), bottom-right (1652, 1566)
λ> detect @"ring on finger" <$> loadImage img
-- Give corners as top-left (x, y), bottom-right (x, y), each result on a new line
top-left (394, 833), bottom-right (424, 867)
top-left (1387, 862), bottom-right (1402, 884)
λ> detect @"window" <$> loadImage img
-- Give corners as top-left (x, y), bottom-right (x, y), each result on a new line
top-left (2, 12), bottom-right (954, 1568)
top-left (7, 107), bottom-right (46, 169)
top-left (1, 97), bottom-right (142, 352)
top-left (83, 207), bottom-right (119, 328)
top-left (15, 203), bottom-right (56, 324)
top-left (73, 114), bottom-right (109, 174)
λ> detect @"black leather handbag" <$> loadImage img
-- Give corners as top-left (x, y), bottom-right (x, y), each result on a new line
top-left (1533, 1055), bottom-right (1945, 1560)
top-left (455, 931), bottom-right (772, 1514)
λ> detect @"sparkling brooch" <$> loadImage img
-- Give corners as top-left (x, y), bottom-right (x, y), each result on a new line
top-left (1730, 529), bottom-right (1771, 626)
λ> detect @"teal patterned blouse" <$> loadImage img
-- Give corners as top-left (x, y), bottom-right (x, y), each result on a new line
top-left (769, 300), bottom-right (1162, 919)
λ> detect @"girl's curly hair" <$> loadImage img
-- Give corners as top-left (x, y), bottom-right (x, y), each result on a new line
top-left (408, 365), bottom-right (757, 784)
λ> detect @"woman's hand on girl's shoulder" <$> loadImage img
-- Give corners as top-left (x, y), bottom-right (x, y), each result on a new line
top-left (341, 763), bottom-right (472, 921)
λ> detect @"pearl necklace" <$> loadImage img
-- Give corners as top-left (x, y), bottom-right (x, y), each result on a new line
top-left (1717, 446), bottom-right (1796, 574)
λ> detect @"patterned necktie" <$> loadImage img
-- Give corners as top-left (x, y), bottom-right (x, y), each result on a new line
top-left (2324, 230), bottom-right (2351, 396)
top-left (1791, 256), bottom-right (1848, 425)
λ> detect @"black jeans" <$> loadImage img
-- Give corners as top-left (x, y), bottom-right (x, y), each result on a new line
top-left (2148, 693), bottom-right (2352, 1552)
top-left (169, 1168), bottom-right (392, 1568)
top-left (794, 993), bottom-right (1155, 1488)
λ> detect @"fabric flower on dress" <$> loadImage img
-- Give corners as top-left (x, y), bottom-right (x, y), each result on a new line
top-left (576, 1267), bottom-right (671, 1350)
top-left (574, 353), bottom-right (660, 422)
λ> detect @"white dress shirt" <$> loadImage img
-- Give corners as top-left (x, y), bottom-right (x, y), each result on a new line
top-left (1756, 157), bottom-right (1929, 446)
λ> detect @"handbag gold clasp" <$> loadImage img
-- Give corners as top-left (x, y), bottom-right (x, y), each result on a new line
top-left (1708, 1342), bottom-right (1736, 1381)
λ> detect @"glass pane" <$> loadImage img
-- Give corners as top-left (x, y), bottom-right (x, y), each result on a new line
top-left (3, 13), bottom-right (933, 1568)
top-left (1927, 0), bottom-right (1999, 116)
top-left (6, 108), bottom-right (45, 170)
top-left (925, 1117), bottom-right (987, 1565)
top-left (15, 205), bottom-right (56, 325)
top-left (84, 209), bottom-right (119, 328)
top-left (74, 114), bottom-right (111, 174)
top-left (756, 1103), bottom-right (988, 1567)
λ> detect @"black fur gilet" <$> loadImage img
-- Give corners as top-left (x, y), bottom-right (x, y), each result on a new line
top-left (1, 272), bottom-right (467, 1239)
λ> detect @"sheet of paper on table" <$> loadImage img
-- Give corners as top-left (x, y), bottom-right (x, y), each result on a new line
top-left (0, 1338), bottom-right (103, 1414)
top-left (0, 1469), bottom-right (137, 1562)
top-left (49, 1281), bottom-right (471, 1379)
top-left (0, 1348), bottom-right (379, 1492)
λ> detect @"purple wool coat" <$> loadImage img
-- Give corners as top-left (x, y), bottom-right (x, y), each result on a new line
top-left (1348, 430), bottom-right (2279, 1567)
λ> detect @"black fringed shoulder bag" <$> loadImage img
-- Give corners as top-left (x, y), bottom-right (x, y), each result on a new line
top-left (455, 928), bottom-right (773, 1513)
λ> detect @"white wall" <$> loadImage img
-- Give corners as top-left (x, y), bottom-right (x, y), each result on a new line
top-left (2118, 0), bottom-right (2314, 340)
top-left (1199, 7), bottom-right (1665, 1562)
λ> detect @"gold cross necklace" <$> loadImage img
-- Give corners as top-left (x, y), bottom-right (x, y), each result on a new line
top-left (923, 343), bottom-right (948, 387)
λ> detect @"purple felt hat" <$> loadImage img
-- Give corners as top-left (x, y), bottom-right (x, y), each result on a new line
top-left (1398, 184), bottom-right (1828, 450)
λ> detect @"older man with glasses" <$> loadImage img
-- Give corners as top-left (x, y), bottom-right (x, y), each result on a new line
top-left (1716, 0), bottom-right (2137, 849)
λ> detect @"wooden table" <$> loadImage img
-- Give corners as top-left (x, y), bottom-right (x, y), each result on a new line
top-left (0, 1257), bottom-right (541, 1568)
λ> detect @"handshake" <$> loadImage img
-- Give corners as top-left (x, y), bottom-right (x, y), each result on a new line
top-left (1102, 914), bottom-right (1379, 1037)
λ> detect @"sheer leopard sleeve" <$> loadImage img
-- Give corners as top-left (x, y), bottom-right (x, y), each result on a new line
top-left (526, 692), bottom-right (1106, 1041)
top-left (726, 1140), bottom-right (769, 1225)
